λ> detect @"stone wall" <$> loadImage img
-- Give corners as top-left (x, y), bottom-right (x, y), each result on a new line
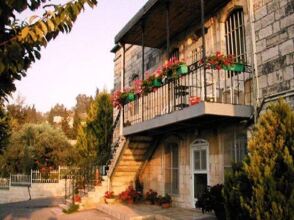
top-left (254, 0), bottom-right (294, 100)
top-left (0, 180), bottom-right (65, 204)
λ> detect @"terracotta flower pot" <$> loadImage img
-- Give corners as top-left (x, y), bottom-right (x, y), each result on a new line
top-left (105, 198), bottom-right (116, 204)
top-left (74, 195), bottom-right (81, 203)
top-left (161, 203), bottom-right (171, 208)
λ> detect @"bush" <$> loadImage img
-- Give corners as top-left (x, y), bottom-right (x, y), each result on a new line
top-left (224, 163), bottom-right (252, 220)
top-left (145, 189), bottom-right (158, 204)
top-left (224, 99), bottom-right (294, 220)
top-left (196, 184), bottom-right (226, 220)
top-left (63, 204), bottom-right (79, 214)
top-left (119, 185), bottom-right (143, 203)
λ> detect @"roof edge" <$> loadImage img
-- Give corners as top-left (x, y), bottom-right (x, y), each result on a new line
top-left (114, 0), bottom-right (160, 44)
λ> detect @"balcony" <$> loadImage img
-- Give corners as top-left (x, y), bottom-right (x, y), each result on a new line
top-left (122, 62), bottom-right (253, 136)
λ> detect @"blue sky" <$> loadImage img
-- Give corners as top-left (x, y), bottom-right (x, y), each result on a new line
top-left (13, 0), bottom-right (148, 112)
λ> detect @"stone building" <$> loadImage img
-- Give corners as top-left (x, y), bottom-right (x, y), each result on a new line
top-left (108, 0), bottom-right (293, 209)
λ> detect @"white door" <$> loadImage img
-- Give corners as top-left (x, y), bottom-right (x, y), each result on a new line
top-left (191, 140), bottom-right (209, 206)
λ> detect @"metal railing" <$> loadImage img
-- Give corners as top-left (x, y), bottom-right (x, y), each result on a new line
top-left (0, 177), bottom-right (10, 190)
top-left (123, 62), bottom-right (253, 126)
top-left (11, 174), bottom-right (31, 186)
top-left (32, 169), bottom-right (59, 183)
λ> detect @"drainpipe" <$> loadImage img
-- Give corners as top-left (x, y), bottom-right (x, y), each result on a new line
top-left (120, 43), bottom-right (125, 135)
top-left (248, 0), bottom-right (260, 123)
top-left (141, 22), bottom-right (145, 121)
top-left (201, 0), bottom-right (207, 101)
top-left (166, 1), bottom-right (171, 113)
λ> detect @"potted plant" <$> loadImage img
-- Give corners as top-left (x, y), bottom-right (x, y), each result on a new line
top-left (119, 185), bottom-right (141, 204)
top-left (145, 189), bottom-right (158, 205)
top-left (189, 96), bottom-right (201, 106)
top-left (195, 184), bottom-right (226, 220)
top-left (112, 90), bottom-right (128, 109)
top-left (201, 51), bottom-right (235, 71)
top-left (158, 193), bottom-right (172, 208)
top-left (73, 188), bottom-right (81, 203)
top-left (104, 191), bottom-right (116, 204)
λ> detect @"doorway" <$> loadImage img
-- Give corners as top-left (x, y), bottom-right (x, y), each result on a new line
top-left (191, 139), bottom-right (209, 206)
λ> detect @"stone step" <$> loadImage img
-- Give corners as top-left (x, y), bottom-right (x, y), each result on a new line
top-left (118, 160), bottom-right (142, 166)
top-left (121, 154), bottom-right (145, 161)
top-left (127, 144), bottom-right (150, 150)
top-left (115, 166), bottom-right (140, 172)
top-left (112, 171), bottom-right (137, 177)
top-left (129, 136), bottom-right (153, 143)
top-left (123, 148), bottom-right (147, 155)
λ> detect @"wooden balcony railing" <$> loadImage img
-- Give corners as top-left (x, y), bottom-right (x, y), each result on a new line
top-left (123, 62), bottom-right (253, 127)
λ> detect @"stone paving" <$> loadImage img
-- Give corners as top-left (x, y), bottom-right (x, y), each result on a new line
top-left (97, 203), bottom-right (217, 220)
top-left (0, 197), bottom-right (116, 220)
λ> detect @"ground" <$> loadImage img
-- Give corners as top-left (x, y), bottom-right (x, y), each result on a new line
top-left (0, 197), bottom-right (116, 220)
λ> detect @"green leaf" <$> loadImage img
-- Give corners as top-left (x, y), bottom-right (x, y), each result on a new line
top-left (47, 19), bottom-right (55, 32)
top-left (39, 21), bottom-right (48, 34)
top-left (18, 27), bottom-right (30, 41)
top-left (29, 31), bottom-right (37, 42)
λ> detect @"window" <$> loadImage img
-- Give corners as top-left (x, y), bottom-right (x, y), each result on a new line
top-left (225, 8), bottom-right (246, 63)
top-left (224, 127), bottom-right (247, 170)
top-left (164, 143), bottom-right (179, 195)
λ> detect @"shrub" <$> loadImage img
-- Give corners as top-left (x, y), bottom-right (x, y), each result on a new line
top-left (224, 99), bottom-right (294, 220)
top-left (145, 189), bottom-right (158, 204)
top-left (196, 184), bottom-right (226, 220)
top-left (119, 185), bottom-right (143, 203)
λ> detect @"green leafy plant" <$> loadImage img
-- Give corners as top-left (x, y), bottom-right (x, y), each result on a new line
top-left (196, 184), bottom-right (226, 220)
top-left (145, 189), bottom-right (158, 204)
top-left (63, 204), bottom-right (79, 214)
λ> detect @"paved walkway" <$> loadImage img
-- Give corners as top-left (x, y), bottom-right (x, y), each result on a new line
top-left (0, 197), bottom-right (116, 220)
top-left (97, 203), bottom-right (216, 220)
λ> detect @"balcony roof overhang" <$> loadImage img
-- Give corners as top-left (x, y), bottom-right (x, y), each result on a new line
top-left (115, 0), bottom-right (229, 48)
top-left (123, 102), bottom-right (253, 136)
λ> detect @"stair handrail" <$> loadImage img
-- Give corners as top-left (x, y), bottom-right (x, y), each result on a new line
top-left (111, 109), bottom-right (121, 133)
top-left (107, 136), bottom-right (127, 179)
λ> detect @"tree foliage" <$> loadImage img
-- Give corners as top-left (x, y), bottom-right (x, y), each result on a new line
top-left (72, 94), bottom-right (92, 138)
top-left (224, 99), bottom-right (294, 220)
top-left (0, 0), bottom-right (97, 100)
top-left (0, 104), bottom-right (11, 154)
top-left (47, 103), bottom-right (74, 139)
top-left (75, 91), bottom-right (113, 167)
top-left (2, 123), bottom-right (75, 174)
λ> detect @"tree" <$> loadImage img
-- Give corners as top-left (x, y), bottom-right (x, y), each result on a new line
top-left (86, 91), bottom-right (113, 165)
top-left (224, 99), bottom-right (294, 220)
top-left (47, 103), bottom-right (74, 139)
top-left (2, 123), bottom-right (75, 174)
top-left (0, 0), bottom-right (97, 100)
top-left (0, 104), bottom-right (11, 154)
top-left (72, 94), bottom-right (93, 138)
top-left (75, 91), bottom-right (113, 166)
top-left (7, 101), bottom-right (44, 131)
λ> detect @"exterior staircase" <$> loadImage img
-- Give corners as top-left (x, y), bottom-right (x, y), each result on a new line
top-left (79, 176), bottom-right (108, 209)
top-left (107, 136), bottom-right (153, 194)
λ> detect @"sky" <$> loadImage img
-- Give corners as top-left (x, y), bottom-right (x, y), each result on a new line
top-left (12, 0), bottom-right (148, 113)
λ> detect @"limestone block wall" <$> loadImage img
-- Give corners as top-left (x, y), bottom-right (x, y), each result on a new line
top-left (140, 128), bottom-right (226, 209)
top-left (0, 180), bottom-right (65, 204)
top-left (253, 0), bottom-right (294, 101)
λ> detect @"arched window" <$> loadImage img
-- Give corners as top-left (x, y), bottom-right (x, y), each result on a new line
top-left (225, 8), bottom-right (246, 63)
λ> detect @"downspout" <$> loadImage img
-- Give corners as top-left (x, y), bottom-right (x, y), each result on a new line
top-left (165, 1), bottom-right (171, 113)
top-left (141, 22), bottom-right (145, 122)
top-left (248, 0), bottom-right (260, 123)
top-left (201, 0), bottom-right (207, 101)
